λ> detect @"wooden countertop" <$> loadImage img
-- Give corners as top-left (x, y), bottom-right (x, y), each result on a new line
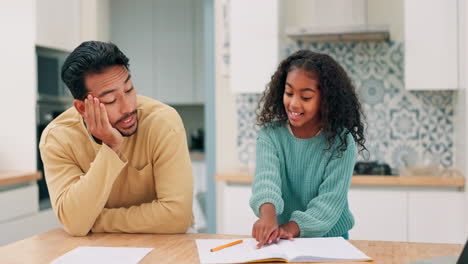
top-left (216, 170), bottom-right (465, 187)
top-left (190, 152), bottom-right (205, 161)
top-left (0, 171), bottom-right (42, 187)
top-left (0, 229), bottom-right (464, 264)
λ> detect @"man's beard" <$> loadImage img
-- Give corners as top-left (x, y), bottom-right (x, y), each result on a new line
top-left (114, 109), bottom-right (138, 137)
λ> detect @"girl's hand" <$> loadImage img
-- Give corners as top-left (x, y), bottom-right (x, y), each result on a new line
top-left (267, 221), bottom-right (298, 244)
top-left (276, 226), bottom-right (294, 240)
top-left (252, 216), bottom-right (278, 249)
top-left (252, 203), bottom-right (278, 248)
top-left (279, 221), bottom-right (300, 238)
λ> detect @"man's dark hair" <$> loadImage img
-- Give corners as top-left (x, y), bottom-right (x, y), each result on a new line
top-left (61, 41), bottom-right (130, 100)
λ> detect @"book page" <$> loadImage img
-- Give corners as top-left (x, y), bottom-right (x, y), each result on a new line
top-left (196, 239), bottom-right (288, 264)
top-left (289, 237), bottom-right (371, 262)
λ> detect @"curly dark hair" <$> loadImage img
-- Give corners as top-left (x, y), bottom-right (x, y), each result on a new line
top-left (61, 41), bottom-right (130, 100)
top-left (257, 49), bottom-right (366, 154)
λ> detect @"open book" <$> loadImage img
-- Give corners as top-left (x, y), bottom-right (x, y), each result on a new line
top-left (196, 237), bottom-right (372, 263)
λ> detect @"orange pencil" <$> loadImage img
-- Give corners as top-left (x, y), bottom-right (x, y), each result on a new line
top-left (210, 239), bottom-right (243, 252)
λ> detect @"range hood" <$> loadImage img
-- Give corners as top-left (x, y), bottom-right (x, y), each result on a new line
top-left (285, 0), bottom-right (390, 42)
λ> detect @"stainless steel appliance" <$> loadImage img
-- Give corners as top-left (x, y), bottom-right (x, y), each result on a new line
top-left (36, 47), bottom-right (72, 206)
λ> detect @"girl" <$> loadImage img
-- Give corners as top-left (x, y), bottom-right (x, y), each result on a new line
top-left (250, 50), bottom-right (366, 248)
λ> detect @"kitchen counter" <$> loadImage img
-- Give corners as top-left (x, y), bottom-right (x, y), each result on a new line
top-left (216, 169), bottom-right (465, 188)
top-left (190, 152), bottom-right (205, 161)
top-left (0, 171), bottom-right (42, 187)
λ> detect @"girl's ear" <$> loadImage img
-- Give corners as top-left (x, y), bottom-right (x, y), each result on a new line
top-left (73, 99), bottom-right (85, 117)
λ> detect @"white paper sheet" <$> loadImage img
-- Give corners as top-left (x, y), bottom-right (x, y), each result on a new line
top-left (49, 246), bottom-right (153, 264)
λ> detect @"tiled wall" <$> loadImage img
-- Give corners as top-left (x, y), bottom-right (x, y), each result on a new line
top-left (237, 41), bottom-right (455, 170)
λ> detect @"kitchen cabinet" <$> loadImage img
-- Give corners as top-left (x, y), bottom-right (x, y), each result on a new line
top-left (349, 186), bottom-right (466, 243)
top-left (217, 178), bottom-right (465, 243)
top-left (0, 183), bottom-right (61, 246)
top-left (110, 0), bottom-right (154, 99)
top-left (1, 0), bottom-right (37, 172)
top-left (0, 184), bottom-right (39, 223)
top-left (408, 190), bottom-right (465, 243)
top-left (192, 159), bottom-right (207, 231)
top-left (229, 0), bottom-right (279, 93)
top-left (348, 188), bottom-right (408, 241)
top-left (0, 208), bottom-right (61, 246)
top-left (110, 0), bottom-right (204, 104)
top-left (404, 0), bottom-right (459, 90)
top-left (217, 183), bottom-right (257, 235)
top-left (36, 0), bottom-right (110, 52)
top-left (36, 0), bottom-right (81, 52)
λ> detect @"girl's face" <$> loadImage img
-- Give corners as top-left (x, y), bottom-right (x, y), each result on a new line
top-left (283, 68), bottom-right (321, 137)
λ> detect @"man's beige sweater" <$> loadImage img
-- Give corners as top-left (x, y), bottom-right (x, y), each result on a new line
top-left (40, 95), bottom-right (193, 236)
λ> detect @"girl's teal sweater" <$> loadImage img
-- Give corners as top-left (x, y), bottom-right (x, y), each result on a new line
top-left (250, 123), bottom-right (356, 237)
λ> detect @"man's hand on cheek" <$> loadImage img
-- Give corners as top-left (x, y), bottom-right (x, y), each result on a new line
top-left (84, 95), bottom-right (123, 152)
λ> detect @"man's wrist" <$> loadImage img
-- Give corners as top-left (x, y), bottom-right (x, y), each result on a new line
top-left (106, 137), bottom-right (123, 153)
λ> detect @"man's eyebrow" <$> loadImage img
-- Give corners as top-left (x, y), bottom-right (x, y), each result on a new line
top-left (97, 73), bottom-right (131, 98)
top-left (125, 74), bottom-right (131, 83)
top-left (97, 89), bottom-right (117, 98)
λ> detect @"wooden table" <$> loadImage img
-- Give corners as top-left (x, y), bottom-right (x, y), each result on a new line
top-left (0, 229), bottom-right (463, 264)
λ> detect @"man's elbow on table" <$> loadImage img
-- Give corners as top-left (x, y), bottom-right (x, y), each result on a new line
top-left (62, 223), bottom-right (91, 237)
top-left (57, 210), bottom-right (92, 236)
top-left (162, 208), bottom-right (193, 233)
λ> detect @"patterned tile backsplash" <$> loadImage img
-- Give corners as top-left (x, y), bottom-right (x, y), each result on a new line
top-left (236, 41), bottom-right (455, 170)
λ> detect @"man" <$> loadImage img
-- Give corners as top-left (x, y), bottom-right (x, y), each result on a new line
top-left (39, 41), bottom-right (194, 236)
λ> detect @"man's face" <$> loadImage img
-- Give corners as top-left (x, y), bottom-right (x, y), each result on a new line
top-left (84, 65), bottom-right (138, 136)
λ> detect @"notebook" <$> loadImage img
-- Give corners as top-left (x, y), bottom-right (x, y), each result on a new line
top-left (196, 237), bottom-right (372, 263)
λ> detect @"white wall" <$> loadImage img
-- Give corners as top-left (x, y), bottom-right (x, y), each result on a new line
top-left (81, 0), bottom-right (110, 42)
top-left (0, 0), bottom-right (37, 171)
top-left (458, 0), bottom-right (468, 240)
top-left (215, 0), bottom-right (241, 232)
top-left (215, 0), bottom-right (241, 171)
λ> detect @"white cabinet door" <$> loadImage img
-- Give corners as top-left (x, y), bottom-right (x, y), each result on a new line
top-left (1, 0), bottom-right (37, 172)
top-left (219, 184), bottom-right (257, 235)
top-left (36, 0), bottom-right (81, 52)
top-left (110, 0), bottom-right (204, 104)
top-left (0, 184), bottom-right (38, 222)
top-left (192, 160), bottom-right (207, 231)
top-left (348, 188), bottom-right (408, 241)
top-left (404, 0), bottom-right (458, 90)
top-left (408, 190), bottom-right (465, 244)
top-left (230, 0), bottom-right (279, 93)
top-left (110, 0), bottom-right (154, 99)
top-left (153, 0), bottom-right (197, 104)
top-left (0, 208), bottom-right (61, 246)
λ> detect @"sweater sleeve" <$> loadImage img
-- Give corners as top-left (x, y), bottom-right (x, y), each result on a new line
top-left (249, 128), bottom-right (284, 217)
top-left (40, 133), bottom-right (127, 236)
top-left (91, 124), bottom-right (194, 234)
top-left (290, 134), bottom-right (356, 237)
